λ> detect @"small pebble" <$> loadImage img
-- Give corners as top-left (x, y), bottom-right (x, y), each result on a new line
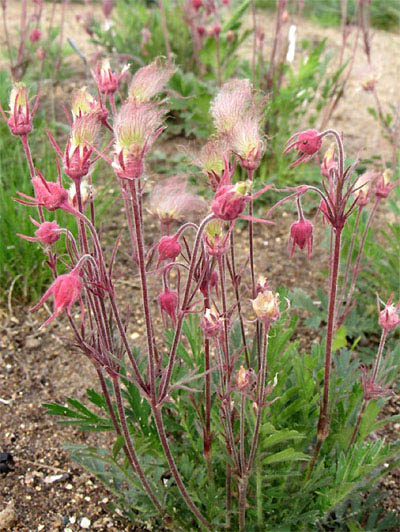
top-left (65, 483), bottom-right (73, 490)
top-left (80, 517), bottom-right (91, 529)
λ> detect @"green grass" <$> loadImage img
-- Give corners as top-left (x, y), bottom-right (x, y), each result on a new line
top-left (255, 0), bottom-right (400, 31)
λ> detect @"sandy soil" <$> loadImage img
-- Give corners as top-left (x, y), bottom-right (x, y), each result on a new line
top-left (0, 1), bottom-right (399, 530)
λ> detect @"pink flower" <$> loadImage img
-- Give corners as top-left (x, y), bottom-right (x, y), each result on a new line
top-left (18, 219), bottom-right (61, 245)
top-left (212, 181), bottom-right (251, 221)
top-left (203, 219), bottom-right (232, 256)
top-left (289, 218), bottom-right (313, 259)
top-left (92, 59), bottom-right (129, 95)
top-left (378, 294), bottom-right (400, 332)
top-left (191, 0), bottom-right (202, 10)
top-left (200, 308), bottom-right (224, 339)
top-left (284, 129), bottom-right (323, 167)
top-left (158, 287), bottom-right (179, 326)
top-left (16, 172), bottom-right (76, 214)
top-left (361, 366), bottom-right (392, 401)
top-left (157, 234), bottom-right (181, 266)
top-left (0, 83), bottom-right (39, 136)
top-left (102, 0), bottom-right (114, 19)
top-left (30, 270), bottom-right (83, 328)
top-left (374, 169), bottom-right (398, 199)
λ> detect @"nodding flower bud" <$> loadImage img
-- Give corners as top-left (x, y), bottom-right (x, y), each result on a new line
top-left (200, 308), bottom-right (224, 339)
top-left (191, 0), bottom-right (202, 10)
top-left (29, 28), bottom-right (42, 42)
top-left (320, 143), bottom-right (337, 178)
top-left (374, 169), bottom-right (398, 199)
top-left (378, 294), bottom-right (400, 332)
top-left (252, 290), bottom-right (280, 324)
top-left (213, 24), bottom-right (221, 37)
top-left (236, 365), bottom-right (255, 392)
top-left (2, 82), bottom-right (38, 136)
top-left (197, 25), bottom-right (206, 37)
top-left (92, 59), bottom-right (130, 95)
top-left (17, 174), bottom-right (75, 214)
top-left (30, 269), bottom-right (83, 329)
top-left (128, 58), bottom-right (174, 103)
top-left (284, 129), bottom-right (323, 167)
top-left (158, 287), bottom-right (179, 326)
top-left (18, 220), bottom-right (61, 245)
top-left (157, 234), bottom-right (181, 265)
top-left (289, 218), bottom-right (313, 259)
top-left (113, 102), bottom-right (165, 179)
top-left (212, 180), bottom-right (252, 221)
top-left (203, 220), bottom-right (230, 256)
top-left (226, 30), bottom-right (234, 42)
top-left (200, 269), bottom-right (219, 297)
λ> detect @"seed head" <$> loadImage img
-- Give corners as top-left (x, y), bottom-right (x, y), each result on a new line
top-left (71, 87), bottom-right (97, 119)
top-left (374, 169), bottom-right (398, 199)
top-left (361, 366), bottom-right (392, 401)
top-left (197, 136), bottom-right (230, 191)
top-left (113, 102), bottom-right (165, 179)
top-left (64, 113), bottom-right (101, 181)
top-left (3, 82), bottom-right (38, 136)
top-left (230, 113), bottom-right (265, 171)
top-left (128, 58), bottom-right (174, 103)
top-left (147, 176), bottom-right (207, 227)
top-left (211, 79), bottom-right (253, 135)
top-left (236, 365), bottom-right (255, 392)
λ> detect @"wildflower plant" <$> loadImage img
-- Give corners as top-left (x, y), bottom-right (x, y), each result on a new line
top-left (7, 57), bottom-right (400, 531)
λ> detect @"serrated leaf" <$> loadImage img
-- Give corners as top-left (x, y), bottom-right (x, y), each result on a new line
top-left (112, 435), bottom-right (125, 458)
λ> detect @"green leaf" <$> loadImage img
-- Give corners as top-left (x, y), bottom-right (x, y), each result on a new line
top-left (332, 326), bottom-right (347, 351)
top-left (262, 430), bottom-right (305, 449)
top-left (112, 435), bottom-right (125, 458)
top-left (263, 448), bottom-right (309, 465)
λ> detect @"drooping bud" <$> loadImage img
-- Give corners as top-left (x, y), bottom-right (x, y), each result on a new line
top-left (354, 170), bottom-right (377, 208)
top-left (29, 28), bottom-right (42, 42)
top-left (252, 290), bottom-right (280, 324)
top-left (211, 180), bottom-right (252, 221)
top-left (157, 234), bottom-right (181, 265)
top-left (29, 175), bottom-right (73, 213)
top-left (289, 218), bottom-right (313, 259)
top-left (158, 287), bottom-right (179, 325)
top-left (378, 294), bottom-right (400, 332)
top-left (284, 129), bottom-right (323, 167)
top-left (203, 220), bottom-right (230, 256)
top-left (128, 59), bottom-right (174, 103)
top-left (30, 269), bottom-right (83, 328)
top-left (18, 220), bottom-right (61, 245)
top-left (200, 308), bottom-right (224, 339)
top-left (191, 0), bottom-right (202, 10)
